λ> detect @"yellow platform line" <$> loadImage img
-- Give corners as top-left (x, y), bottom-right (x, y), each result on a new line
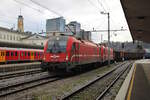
top-left (127, 64), bottom-right (136, 100)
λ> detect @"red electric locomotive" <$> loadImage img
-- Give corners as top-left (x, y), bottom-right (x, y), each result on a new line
top-left (41, 35), bottom-right (104, 71)
top-left (41, 35), bottom-right (115, 71)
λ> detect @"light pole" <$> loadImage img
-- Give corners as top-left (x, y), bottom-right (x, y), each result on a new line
top-left (101, 11), bottom-right (110, 66)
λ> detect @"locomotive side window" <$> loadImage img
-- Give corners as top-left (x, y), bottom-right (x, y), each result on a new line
top-left (72, 43), bottom-right (76, 51)
top-left (99, 48), bottom-right (101, 56)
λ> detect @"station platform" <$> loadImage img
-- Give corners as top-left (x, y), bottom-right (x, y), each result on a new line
top-left (115, 59), bottom-right (150, 100)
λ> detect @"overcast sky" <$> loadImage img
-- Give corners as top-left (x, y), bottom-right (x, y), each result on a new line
top-left (0, 0), bottom-right (132, 43)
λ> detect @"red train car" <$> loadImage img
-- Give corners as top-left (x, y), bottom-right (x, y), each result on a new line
top-left (0, 47), bottom-right (43, 63)
top-left (41, 35), bottom-right (114, 71)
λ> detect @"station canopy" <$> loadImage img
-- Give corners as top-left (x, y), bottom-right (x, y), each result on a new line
top-left (121, 0), bottom-right (150, 43)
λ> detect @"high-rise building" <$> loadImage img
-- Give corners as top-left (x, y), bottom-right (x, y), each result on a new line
top-left (46, 17), bottom-right (65, 36)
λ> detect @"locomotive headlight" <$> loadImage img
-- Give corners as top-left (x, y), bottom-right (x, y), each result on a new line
top-left (66, 55), bottom-right (68, 61)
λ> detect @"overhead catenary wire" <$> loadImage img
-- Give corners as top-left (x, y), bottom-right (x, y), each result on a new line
top-left (98, 0), bottom-right (123, 29)
top-left (30, 0), bottom-right (63, 17)
top-left (97, 0), bottom-right (107, 12)
top-left (29, 0), bottom-right (74, 22)
top-left (87, 0), bottom-right (101, 12)
top-left (13, 0), bottom-right (44, 14)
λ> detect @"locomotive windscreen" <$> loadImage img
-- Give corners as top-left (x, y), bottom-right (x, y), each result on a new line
top-left (47, 36), bottom-right (68, 53)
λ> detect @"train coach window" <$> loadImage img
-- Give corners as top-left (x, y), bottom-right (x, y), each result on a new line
top-left (1, 52), bottom-right (4, 56)
top-left (28, 52), bottom-right (30, 56)
top-left (31, 52), bottom-right (33, 56)
top-left (34, 52), bottom-right (36, 56)
top-left (37, 52), bottom-right (39, 56)
top-left (6, 52), bottom-right (9, 56)
top-left (15, 52), bottom-right (17, 56)
top-left (11, 52), bottom-right (13, 56)
top-left (21, 52), bottom-right (23, 56)
top-left (25, 52), bottom-right (27, 56)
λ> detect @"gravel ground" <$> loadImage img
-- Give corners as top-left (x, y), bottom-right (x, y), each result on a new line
top-left (1, 62), bottom-right (121, 100)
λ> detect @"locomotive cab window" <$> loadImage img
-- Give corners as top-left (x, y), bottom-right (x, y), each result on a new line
top-left (47, 36), bottom-right (68, 53)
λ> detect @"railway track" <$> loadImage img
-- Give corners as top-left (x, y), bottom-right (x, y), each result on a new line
top-left (95, 62), bottom-right (132, 100)
top-left (61, 61), bottom-right (132, 100)
top-left (0, 68), bottom-right (42, 80)
top-left (0, 62), bottom-right (40, 73)
top-left (0, 72), bottom-right (60, 97)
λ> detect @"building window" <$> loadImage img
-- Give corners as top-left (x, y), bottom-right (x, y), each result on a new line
top-left (17, 36), bottom-right (20, 40)
top-left (0, 34), bottom-right (1, 39)
top-left (7, 35), bottom-right (9, 40)
top-left (3, 35), bottom-right (6, 40)
top-left (13, 36), bottom-right (15, 40)
top-left (41, 42), bottom-right (43, 45)
top-left (10, 35), bottom-right (12, 40)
